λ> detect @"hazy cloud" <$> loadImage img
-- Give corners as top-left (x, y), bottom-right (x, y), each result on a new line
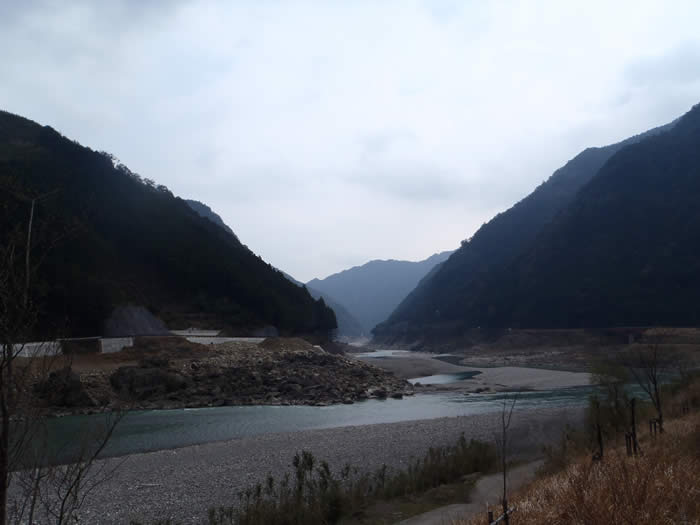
top-left (626, 43), bottom-right (700, 86)
top-left (2, 1), bottom-right (700, 280)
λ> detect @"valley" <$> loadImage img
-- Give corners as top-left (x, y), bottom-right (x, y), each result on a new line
top-left (20, 334), bottom-right (692, 523)
top-left (3, 31), bottom-right (700, 523)
top-left (32, 345), bottom-right (591, 523)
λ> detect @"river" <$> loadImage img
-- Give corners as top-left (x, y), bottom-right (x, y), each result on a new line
top-left (43, 383), bottom-right (595, 461)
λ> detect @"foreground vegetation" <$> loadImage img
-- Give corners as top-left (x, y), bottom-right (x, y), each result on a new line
top-left (134, 435), bottom-right (496, 525)
top-left (459, 372), bottom-right (700, 525)
top-left (214, 437), bottom-right (495, 525)
top-left (0, 109), bottom-right (337, 337)
top-left (459, 413), bottom-right (700, 524)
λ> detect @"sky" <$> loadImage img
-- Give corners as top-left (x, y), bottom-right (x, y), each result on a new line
top-left (2, 1), bottom-right (700, 281)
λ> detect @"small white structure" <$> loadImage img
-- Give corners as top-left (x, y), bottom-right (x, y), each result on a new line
top-left (100, 337), bottom-right (134, 353)
top-left (13, 341), bottom-right (62, 358)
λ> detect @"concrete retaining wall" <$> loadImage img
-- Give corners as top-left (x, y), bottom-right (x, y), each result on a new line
top-left (13, 342), bottom-right (62, 358)
top-left (13, 335), bottom-right (261, 357)
top-left (101, 337), bottom-right (134, 353)
top-left (172, 329), bottom-right (221, 337)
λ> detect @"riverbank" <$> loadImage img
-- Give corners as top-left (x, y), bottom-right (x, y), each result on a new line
top-left (457, 386), bottom-right (700, 524)
top-left (353, 350), bottom-right (591, 393)
top-left (66, 406), bottom-right (583, 524)
top-left (370, 327), bottom-right (700, 373)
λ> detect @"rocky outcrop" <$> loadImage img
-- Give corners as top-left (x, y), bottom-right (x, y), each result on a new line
top-left (34, 338), bottom-right (413, 413)
top-left (100, 338), bottom-right (414, 410)
top-left (110, 364), bottom-right (190, 400)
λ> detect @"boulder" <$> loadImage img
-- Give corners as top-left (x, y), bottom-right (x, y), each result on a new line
top-left (370, 387), bottom-right (388, 399)
top-left (280, 382), bottom-right (303, 395)
top-left (34, 368), bottom-right (97, 407)
top-left (110, 366), bottom-right (189, 400)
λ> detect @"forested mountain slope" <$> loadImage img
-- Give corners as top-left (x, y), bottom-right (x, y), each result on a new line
top-left (375, 111), bottom-right (681, 341)
top-left (487, 102), bottom-right (700, 328)
top-left (0, 110), bottom-right (336, 338)
top-left (185, 199), bottom-right (238, 240)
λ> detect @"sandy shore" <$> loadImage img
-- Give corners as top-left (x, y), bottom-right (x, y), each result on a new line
top-left (57, 405), bottom-right (583, 524)
top-left (459, 366), bottom-right (591, 390)
top-left (355, 351), bottom-right (591, 392)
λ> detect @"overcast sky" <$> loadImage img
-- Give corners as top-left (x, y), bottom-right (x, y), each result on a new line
top-left (2, 1), bottom-right (700, 281)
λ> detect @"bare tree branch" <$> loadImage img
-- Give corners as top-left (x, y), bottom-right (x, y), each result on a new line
top-left (0, 192), bottom-right (124, 524)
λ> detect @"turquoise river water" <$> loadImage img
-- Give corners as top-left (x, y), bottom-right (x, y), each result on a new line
top-left (43, 382), bottom-right (596, 461)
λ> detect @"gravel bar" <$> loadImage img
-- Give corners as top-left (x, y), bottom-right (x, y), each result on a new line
top-left (71, 405), bottom-right (583, 524)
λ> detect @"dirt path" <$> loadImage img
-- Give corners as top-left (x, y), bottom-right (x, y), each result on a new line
top-left (397, 460), bottom-right (543, 525)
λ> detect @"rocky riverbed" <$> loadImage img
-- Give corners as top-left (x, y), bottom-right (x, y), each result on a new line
top-left (63, 406), bottom-right (584, 524)
top-left (31, 337), bottom-right (414, 414)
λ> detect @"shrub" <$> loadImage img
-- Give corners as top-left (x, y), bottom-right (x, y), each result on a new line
top-left (208, 435), bottom-right (496, 525)
top-left (458, 412), bottom-right (700, 524)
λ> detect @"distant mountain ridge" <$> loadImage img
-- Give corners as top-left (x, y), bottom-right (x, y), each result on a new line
top-left (308, 251), bottom-right (453, 334)
top-left (375, 106), bottom-right (692, 342)
top-left (283, 273), bottom-right (364, 338)
top-left (0, 110), bottom-right (336, 337)
top-left (183, 199), bottom-right (367, 338)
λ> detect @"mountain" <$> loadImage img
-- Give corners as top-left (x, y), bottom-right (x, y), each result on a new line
top-left (283, 273), bottom-right (364, 338)
top-left (486, 102), bottom-right (700, 328)
top-left (185, 199), bottom-right (238, 240)
top-left (375, 112), bottom-right (681, 342)
top-left (0, 110), bottom-right (336, 338)
top-left (308, 251), bottom-right (453, 334)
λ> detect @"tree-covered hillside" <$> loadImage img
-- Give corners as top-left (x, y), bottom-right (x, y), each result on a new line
top-left (375, 110), bottom-right (683, 340)
top-left (487, 102), bottom-right (700, 328)
top-left (0, 110), bottom-right (336, 338)
top-left (185, 199), bottom-right (238, 240)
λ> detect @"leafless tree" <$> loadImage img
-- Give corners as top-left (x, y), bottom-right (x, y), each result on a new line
top-left (622, 330), bottom-right (678, 435)
top-left (589, 359), bottom-right (629, 439)
top-left (10, 410), bottom-right (125, 524)
top-left (0, 187), bottom-right (123, 524)
top-left (494, 391), bottom-right (518, 524)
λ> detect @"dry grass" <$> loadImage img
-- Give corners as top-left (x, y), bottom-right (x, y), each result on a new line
top-left (199, 436), bottom-right (497, 525)
top-left (457, 413), bottom-right (700, 525)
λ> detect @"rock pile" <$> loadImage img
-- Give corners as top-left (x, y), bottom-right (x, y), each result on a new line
top-left (35, 338), bottom-right (414, 412)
